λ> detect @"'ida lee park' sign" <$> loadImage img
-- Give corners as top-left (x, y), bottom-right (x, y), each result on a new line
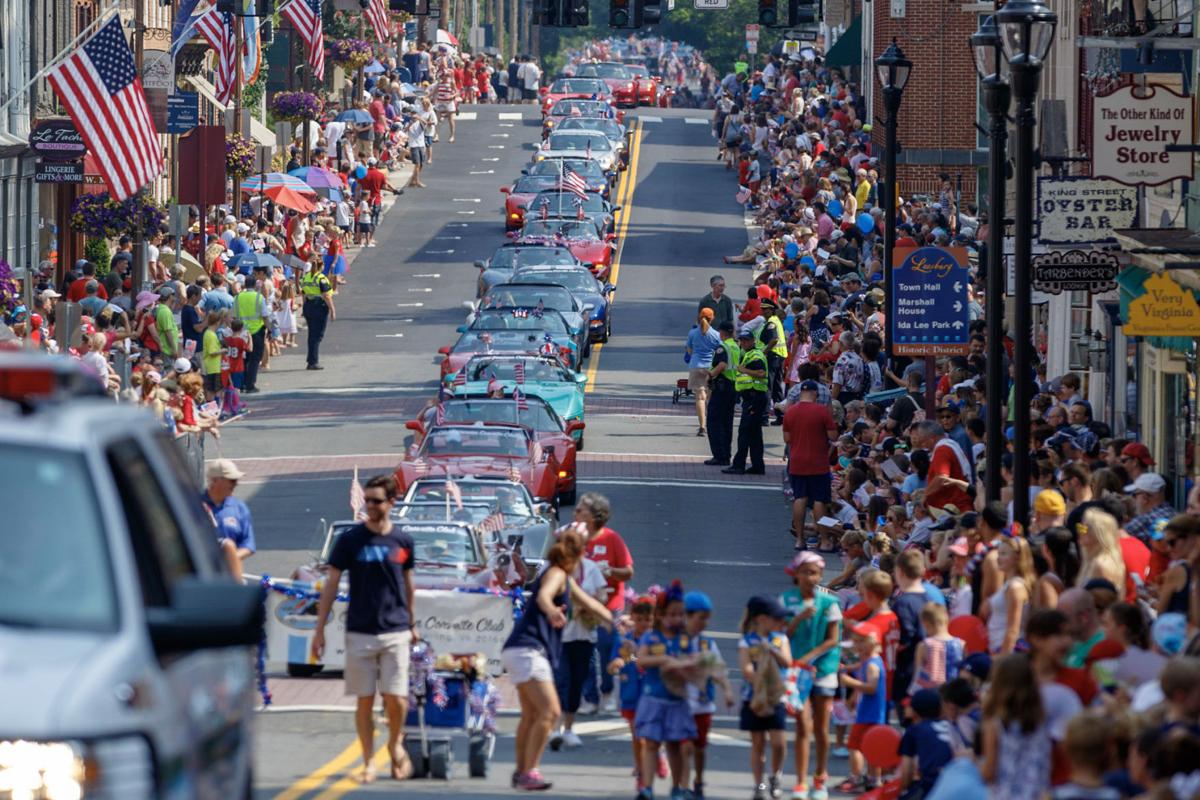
top-left (1092, 85), bottom-right (1193, 186)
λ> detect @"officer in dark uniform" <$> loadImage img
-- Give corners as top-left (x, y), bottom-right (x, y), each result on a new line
top-left (300, 259), bottom-right (336, 370)
top-left (723, 327), bottom-right (768, 475)
top-left (704, 319), bottom-right (739, 466)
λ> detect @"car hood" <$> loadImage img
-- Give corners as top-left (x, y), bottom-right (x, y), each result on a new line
top-left (0, 628), bottom-right (121, 736)
top-left (539, 149), bottom-right (614, 163)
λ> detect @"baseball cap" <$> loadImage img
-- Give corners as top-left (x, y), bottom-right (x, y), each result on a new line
top-left (843, 272), bottom-right (863, 283)
top-left (206, 458), bottom-right (246, 481)
top-left (157, 285), bottom-right (175, 298)
top-left (40, 288), bottom-right (61, 300)
top-left (368, 157), bottom-right (378, 165)
top-left (1153, 612), bottom-right (1188, 655)
top-left (173, 358), bottom-right (192, 374)
top-left (799, 379), bottom-right (821, 392)
top-left (849, 621), bottom-right (880, 644)
top-left (1068, 429), bottom-right (1098, 454)
top-left (1121, 442), bottom-right (1155, 467)
top-left (223, 214), bottom-right (237, 224)
top-left (1034, 489), bottom-right (1066, 516)
top-left (910, 688), bottom-right (942, 720)
top-left (736, 327), bottom-right (755, 340)
top-left (236, 222), bottom-right (249, 232)
top-left (1125, 472), bottom-right (1167, 494)
top-left (684, 591), bottom-right (713, 613)
top-left (746, 594), bottom-right (788, 620)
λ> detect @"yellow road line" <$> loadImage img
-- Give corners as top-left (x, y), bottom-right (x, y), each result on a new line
top-left (270, 736), bottom-right (372, 800)
top-left (585, 118), bottom-right (643, 394)
top-left (309, 746), bottom-right (390, 800)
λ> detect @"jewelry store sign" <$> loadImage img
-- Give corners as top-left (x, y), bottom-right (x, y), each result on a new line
top-left (1036, 177), bottom-right (1138, 245)
top-left (1092, 84), bottom-right (1193, 186)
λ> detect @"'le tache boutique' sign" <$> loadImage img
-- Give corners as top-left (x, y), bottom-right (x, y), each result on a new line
top-left (1092, 85), bottom-right (1193, 187)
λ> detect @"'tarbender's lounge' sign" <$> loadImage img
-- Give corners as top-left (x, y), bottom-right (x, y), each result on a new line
top-left (1092, 84), bottom-right (1193, 186)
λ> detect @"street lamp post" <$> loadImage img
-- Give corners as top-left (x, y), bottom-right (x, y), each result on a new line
top-left (971, 16), bottom-right (1011, 504)
top-left (875, 39), bottom-right (911, 362)
top-left (996, 0), bottom-right (1057, 530)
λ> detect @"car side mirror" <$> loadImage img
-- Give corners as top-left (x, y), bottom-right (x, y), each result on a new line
top-left (604, 283), bottom-right (615, 293)
top-left (611, 205), bottom-right (622, 212)
top-left (473, 259), bottom-right (487, 269)
top-left (574, 373), bottom-right (588, 384)
top-left (520, 168), bottom-right (529, 175)
top-left (147, 578), bottom-right (264, 655)
top-left (455, 325), bottom-right (467, 333)
top-left (500, 186), bottom-right (511, 194)
top-left (535, 502), bottom-right (555, 517)
top-left (438, 346), bottom-right (451, 356)
top-left (405, 420), bottom-right (424, 434)
top-left (565, 420), bottom-right (586, 434)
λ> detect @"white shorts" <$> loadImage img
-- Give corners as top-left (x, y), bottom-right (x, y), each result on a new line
top-left (502, 646), bottom-right (553, 685)
top-left (344, 630), bottom-right (411, 697)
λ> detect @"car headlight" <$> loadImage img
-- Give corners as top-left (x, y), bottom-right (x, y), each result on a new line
top-left (0, 736), bottom-right (154, 799)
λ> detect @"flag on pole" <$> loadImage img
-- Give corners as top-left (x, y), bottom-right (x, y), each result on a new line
top-left (514, 387), bottom-right (529, 411)
top-left (561, 168), bottom-right (589, 201)
top-left (445, 477), bottom-right (463, 510)
top-left (350, 466), bottom-right (366, 520)
top-left (507, 464), bottom-right (521, 482)
top-left (513, 361), bottom-right (526, 384)
top-left (46, 16), bottom-right (163, 201)
top-left (241, 0), bottom-right (262, 83)
top-left (412, 459), bottom-right (429, 476)
top-left (171, 0), bottom-right (207, 56)
top-left (585, 140), bottom-right (592, 160)
top-left (453, 369), bottom-right (467, 386)
top-left (480, 511), bottom-right (506, 535)
top-left (194, 9), bottom-right (237, 105)
top-left (281, 0), bottom-right (325, 81)
top-left (365, 0), bottom-right (390, 43)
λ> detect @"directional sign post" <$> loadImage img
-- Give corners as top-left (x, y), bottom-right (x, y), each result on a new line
top-left (890, 246), bottom-right (971, 356)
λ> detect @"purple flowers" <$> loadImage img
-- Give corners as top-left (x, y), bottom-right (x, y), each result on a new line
top-left (328, 38), bottom-right (373, 70)
top-left (0, 258), bottom-right (19, 313)
top-left (70, 192), bottom-right (167, 239)
top-left (269, 91), bottom-right (323, 122)
top-left (226, 133), bottom-right (256, 179)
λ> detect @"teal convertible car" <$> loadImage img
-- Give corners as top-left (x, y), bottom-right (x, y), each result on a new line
top-left (446, 354), bottom-right (587, 448)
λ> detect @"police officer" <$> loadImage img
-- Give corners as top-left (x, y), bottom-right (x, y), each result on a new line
top-left (235, 274), bottom-right (270, 393)
top-left (704, 319), bottom-right (739, 466)
top-left (757, 297), bottom-right (787, 420)
top-left (301, 258), bottom-right (336, 370)
top-left (723, 327), bottom-right (768, 475)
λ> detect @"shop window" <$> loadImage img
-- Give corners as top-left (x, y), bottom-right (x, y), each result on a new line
top-left (1069, 290), bottom-right (1091, 371)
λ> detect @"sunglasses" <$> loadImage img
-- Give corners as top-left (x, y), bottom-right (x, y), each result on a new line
top-left (364, 496), bottom-right (391, 506)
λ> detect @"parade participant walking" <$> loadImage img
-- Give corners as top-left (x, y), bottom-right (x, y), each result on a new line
top-left (503, 528), bottom-right (613, 791)
top-left (685, 309), bottom-right (722, 437)
top-left (202, 459), bottom-right (255, 582)
top-left (301, 258), bottom-right (336, 371)
top-left (576, 493), bottom-right (635, 713)
top-left (235, 275), bottom-right (270, 393)
top-left (705, 320), bottom-right (739, 466)
top-left (682, 591), bottom-right (733, 800)
top-left (739, 595), bottom-right (792, 800)
top-left (311, 475), bottom-right (418, 785)
top-left (723, 328), bottom-right (769, 475)
top-left (783, 380), bottom-right (836, 547)
top-left (698, 275), bottom-right (734, 331)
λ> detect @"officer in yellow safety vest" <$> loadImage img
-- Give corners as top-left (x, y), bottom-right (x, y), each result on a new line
top-left (723, 327), bottom-right (768, 475)
top-left (704, 319), bottom-right (739, 466)
top-left (757, 297), bottom-right (788, 419)
top-left (235, 272), bottom-right (270, 393)
top-left (300, 258), bottom-right (336, 370)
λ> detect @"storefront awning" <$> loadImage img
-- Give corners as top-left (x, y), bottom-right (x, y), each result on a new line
top-left (185, 76), bottom-right (275, 148)
top-left (1117, 264), bottom-right (1199, 353)
top-left (824, 16), bottom-right (862, 70)
top-left (0, 130), bottom-right (29, 159)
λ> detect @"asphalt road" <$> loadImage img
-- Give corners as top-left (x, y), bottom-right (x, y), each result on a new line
top-left (220, 103), bottom-right (819, 800)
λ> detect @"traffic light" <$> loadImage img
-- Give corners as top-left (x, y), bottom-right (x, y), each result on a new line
top-left (565, 0), bottom-right (589, 26)
top-left (216, 0), bottom-right (236, 12)
top-left (255, 0), bottom-right (273, 16)
top-left (642, 0), bottom-right (661, 23)
top-left (758, 0), bottom-right (778, 26)
top-left (610, 0), bottom-right (630, 27)
top-left (789, 0), bottom-right (820, 24)
top-left (539, 0), bottom-right (560, 25)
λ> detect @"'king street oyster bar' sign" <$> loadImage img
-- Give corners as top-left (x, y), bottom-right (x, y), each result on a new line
top-left (1092, 84), bottom-right (1193, 186)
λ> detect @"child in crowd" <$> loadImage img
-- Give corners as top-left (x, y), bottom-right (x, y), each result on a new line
top-left (1052, 711), bottom-right (1121, 800)
top-left (940, 677), bottom-right (981, 754)
top-left (911, 602), bottom-right (965, 693)
top-left (781, 552), bottom-right (842, 800)
top-left (980, 654), bottom-right (1051, 800)
top-left (222, 319), bottom-right (250, 391)
top-left (739, 595), bottom-right (792, 800)
top-left (276, 280), bottom-right (297, 347)
top-left (681, 591), bottom-right (732, 799)
top-left (898, 689), bottom-right (955, 800)
top-left (608, 595), bottom-right (665, 794)
top-left (860, 569), bottom-right (899, 698)
top-left (892, 549), bottom-right (931, 701)
top-left (201, 311), bottom-right (223, 399)
top-left (837, 622), bottom-right (887, 793)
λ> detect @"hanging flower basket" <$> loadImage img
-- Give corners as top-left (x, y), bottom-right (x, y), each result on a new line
top-left (0, 258), bottom-right (20, 314)
top-left (226, 133), bottom-right (256, 180)
top-left (269, 90), bottom-right (323, 123)
top-left (329, 38), bottom-right (373, 71)
top-left (70, 192), bottom-right (167, 240)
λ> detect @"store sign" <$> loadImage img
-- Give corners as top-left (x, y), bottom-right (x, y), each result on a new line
top-left (167, 92), bottom-right (199, 134)
top-left (1031, 250), bottom-right (1120, 295)
top-left (29, 119), bottom-right (86, 161)
top-left (1124, 272), bottom-right (1200, 336)
top-left (1092, 84), bottom-right (1193, 186)
top-left (34, 160), bottom-right (83, 183)
top-left (890, 246), bottom-right (971, 356)
top-left (1036, 177), bottom-right (1139, 245)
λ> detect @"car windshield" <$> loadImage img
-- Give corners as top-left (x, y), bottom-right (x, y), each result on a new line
top-left (547, 133), bottom-right (611, 152)
top-left (409, 528), bottom-right (479, 565)
top-left (430, 398), bottom-right (563, 431)
top-left (468, 309), bottom-right (569, 333)
top-left (513, 270), bottom-right (601, 294)
top-left (530, 159), bottom-right (604, 180)
top-left (551, 79), bottom-right (603, 93)
top-left (483, 285), bottom-right (576, 312)
top-left (421, 427), bottom-right (529, 457)
top-left (578, 64), bottom-right (631, 79)
top-left (0, 446), bottom-right (117, 631)
top-left (532, 191), bottom-right (604, 212)
top-left (489, 247), bottom-right (577, 269)
top-left (557, 118), bottom-right (621, 138)
top-left (626, 64), bottom-right (649, 78)
top-left (513, 176), bottom-right (558, 194)
top-left (394, 503), bottom-right (492, 525)
top-left (521, 220), bottom-right (601, 241)
top-left (551, 100), bottom-right (610, 117)
top-left (466, 357), bottom-right (573, 383)
top-left (408, 480), bottom-right (536, 515)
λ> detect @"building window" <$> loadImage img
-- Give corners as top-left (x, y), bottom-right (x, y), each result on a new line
top-left (1069, 290), bottom-right (1092, 371)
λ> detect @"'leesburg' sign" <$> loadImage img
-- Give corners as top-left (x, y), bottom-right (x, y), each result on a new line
top-left (1037, 177), bottom-right (1138, 245)
top-left (1092, 84), bottom-right (1193, 186)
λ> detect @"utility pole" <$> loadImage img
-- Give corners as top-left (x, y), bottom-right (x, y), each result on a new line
top-left (493, 0), bottom-right (504, 57)
top-left (232, 11), bottom-right (245, 214)
top-left (133, 0), bottom-right (148, 291)
top-left (509, 0), bottom-right (519, 55)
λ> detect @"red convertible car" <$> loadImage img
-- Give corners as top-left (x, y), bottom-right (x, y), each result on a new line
top-left (624, 63), bottom-right (659, 106)
top-left (517, 219), bottom-right (615, 281)
top-left (574, 63), bottom-right (638, 108)
top-left (539, 77), bottom-right (611, 119)
top-left (406, 395), bottom-right (581, 504)
top-left (500, 174), bottom-right (561, 231)
top-left (394, 422), bottom-right (562, 506)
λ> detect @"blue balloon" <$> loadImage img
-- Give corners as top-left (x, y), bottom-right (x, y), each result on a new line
top-left (799, 255), bottom-right (816, 270)
top-left (354, 165), bottom-right (367, 180)
top-left (857, 212), bottom-right (875, 235)
top-left (828, 199), bottom-right (843, 219)
top-left (785, 242), bottom-right (799, 260)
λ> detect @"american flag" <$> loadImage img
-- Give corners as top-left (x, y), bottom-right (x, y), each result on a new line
top-left (46, 16), bottom-right (162, 201)
top-left (513, 361), bottom-right (526, 384)
top-left (434, 401), bottom-right (445, 425)
top-left (479, 511), bottom-right (506, 535)
top-left (444, 478), bottom-right (463, 510)
top-left (194, 8), bottom-right (237, 105)
top-left (513, 386), bottom-right (529, 411)
top-left (453, 369), bottom-right (467, 386)
top-left (560, 168), bottom-right (589, 201)
top-left (365, 0), bottom-right (390, 43)
top-left (585, 141), bottom-right (592, 159)
top-left (412, 459), bottom-right (429, 476)
top-left (281, 0), bottom-right (325, 81)
top-left (576, 200), bottom-right (586, 221)
top-left (507, 464), bottom-right (521, 482)
top-left (350, 466), bottom-right (366, 520)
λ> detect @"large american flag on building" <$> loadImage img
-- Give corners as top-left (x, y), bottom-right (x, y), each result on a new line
top-left (194, 8), bottom-right (237, 105)
top-left (47, 16), bottom-right (162, 201)
top-left (365, 0), bottom-right (390, 43)
top-left (281, 0), bottom-right (325, 81)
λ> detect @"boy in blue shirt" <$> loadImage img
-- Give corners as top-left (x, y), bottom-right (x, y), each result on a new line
top-left (898, 689), bottom-right (955, 800)
top-left (608, 595), bottom-right (662, 794)
top-left (838, 621), bottom-right (887, 792)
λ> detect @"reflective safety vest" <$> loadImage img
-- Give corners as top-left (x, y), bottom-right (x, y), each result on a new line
top-left (735, 347), bottom-right (768, 393)
top-left (718, 337), bottom-right (740, 383)
top-left (235, 289), bottom-right (265, 334)
top-left (765, 315), bottom-right (787, 358)
top-left (301, 272), bottom-right (331, 300)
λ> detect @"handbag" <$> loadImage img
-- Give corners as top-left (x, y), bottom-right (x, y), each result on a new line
top-left (750, 648), bottom-right (785, 716)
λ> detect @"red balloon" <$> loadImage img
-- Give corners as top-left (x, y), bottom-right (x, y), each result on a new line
top-left (948, 614), bottom-right (989, 655)
top-left (860, 724), bottom-right (902, 770)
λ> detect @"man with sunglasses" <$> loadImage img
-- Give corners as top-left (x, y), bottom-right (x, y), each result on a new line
top-left (312, 475), bottom-right (418, 784)
top-left (203, 458), bottom-right (255, 582)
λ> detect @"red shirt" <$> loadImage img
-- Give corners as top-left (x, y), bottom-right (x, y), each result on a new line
top-left (863, 608), bottom-right (899, 688)
top-left (1148, 548), bottom-right (1171, 585)
top-left (369, 99), bottom-right (387, 134)
top-left (1119, 535), bottom-right (1151, 601)
top-left (67, 277), bottom-right (108, 303)
top-left (738, 297), bottom-right (761, 322)
top-left (584, 527), bottom-right (632, 612)
top-left (926, 440), bottom-right (973, 511)
top-left (783, 402), bottom-right (835, 476)
top-left (359, 169), bottom-right (387, 206)
top-left (223, 335), bottom-right (249, 374)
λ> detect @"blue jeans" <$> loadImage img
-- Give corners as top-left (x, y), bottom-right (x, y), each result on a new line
top-left (583, 624), bottom-right (617, 704)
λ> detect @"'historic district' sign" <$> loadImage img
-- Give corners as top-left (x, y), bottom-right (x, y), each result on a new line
top-left (1031, 250), bottom-right (1120, 295)
top-left (1036, 177), bottom-right (1139, 245)
top-left (1092, 84), bottom-right (1193, 186)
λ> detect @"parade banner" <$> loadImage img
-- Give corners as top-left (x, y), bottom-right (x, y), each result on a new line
top-left (1092, 84), bottom-right (1193, 186)
top-left (1036, 177), bottom-right (1138, 245)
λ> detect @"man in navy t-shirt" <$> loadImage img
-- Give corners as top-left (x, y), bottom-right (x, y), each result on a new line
top-left (311, 475), bottom-right (418, 782)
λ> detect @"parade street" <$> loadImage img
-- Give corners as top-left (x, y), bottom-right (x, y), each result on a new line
top-left (220, 107), bottom-right (792, 799)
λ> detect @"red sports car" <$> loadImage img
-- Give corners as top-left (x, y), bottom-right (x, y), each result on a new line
top-left (406, 394), bottom-right (581, 504)
top-left (394, 422), bottom-right (562, 506)
top-left (501, 175), bottom-right (561, 231)
top-left (539, 77), bottom-right (611, 119)
top-left (574, 63), bottom-right (638, 108)
top-left (516, 219), bottom-right (615, 281)
top-left (624, 63), bottom-right (659, 106)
